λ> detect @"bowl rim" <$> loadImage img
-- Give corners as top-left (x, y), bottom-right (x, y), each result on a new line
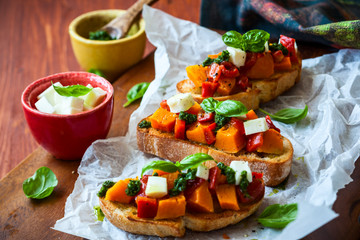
top-left (68, 9), bottom-right (145, 46)
top-left (21, 71), bottom-right (114, 119)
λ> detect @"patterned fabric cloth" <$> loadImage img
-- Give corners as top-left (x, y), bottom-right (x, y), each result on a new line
top-left (200, 0), bottom-right (360, 48)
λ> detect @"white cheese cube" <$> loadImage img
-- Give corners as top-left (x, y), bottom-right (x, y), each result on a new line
top-left (37, 82), bottom-right (63, 106)
top-left (264, 41), bottom-right (269, 52)
top-left (145, 176), bottom-right (168, 198)
top-left (35, 97), bottom-right (56, 114)
top-left (230, 161), bottom-right (252, 185)
top-left (227, 46), bottom-right (246, 68)
top-left (167, 93), bottom-right (194, 113)
top-left (54, 97), bottom-right (84, 115)
top-left (244, 117), bottom-right (269, 135)
top-left (80, 87), bottom-right (107, 108)
top-left (196, 164), bottom-right (209, 180)
top-left (86, 84), bottom-right (93, 89)
top-left (83, 103), bottom-right (93, 112)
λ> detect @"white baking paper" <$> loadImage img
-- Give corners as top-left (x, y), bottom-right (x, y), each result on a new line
top-left (54, 5), bottom-right (360, 240)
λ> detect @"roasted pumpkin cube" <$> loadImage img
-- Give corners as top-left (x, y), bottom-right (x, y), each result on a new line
top-left (105, 178), bottom-right (136, 203)
top-left (247, 52), bottom-right (274, 79)
top-left (214, 124), bottom-right (246, 153)
top-left (187, 181), bottom-right (214, 213)
top-left (215, 184), bottom-right (240, 211)
top-left (150, 107), bottom-right (177, 132)
top-left (155, 194), bottom-right (186, 220)
top-left (257, 129), bottom-right (283, 154)
top-left (217, 77), bottom-right (236, 96)
top-left (186, 65), bottom-right (208, 88)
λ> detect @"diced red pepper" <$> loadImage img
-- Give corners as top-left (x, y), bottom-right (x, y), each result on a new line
top-left (137, 175), bottom-right (150, 197)
top-left (198, 112), bottom-right (215, 122)
top-left (221, 61), bottom-right (240, 78)
top-left (237, 75), bottom-right (250, 92)
top-left (160, 100), bottom-right (170, 111)
top-left (246, 132), bottom-right (264, 152)
top-left (204, 122), bottom-right (216, 145)
top-left (136, 196), bottom-right (158, 218)
top-left (183, 177), bottom-right (206, 199)
top-left (236, 172), bottom-right (265, 204)
top-left (280, 35), bottom-right (298, 63)
top-left (208, 166), bottom-right (227, 195)
top-left (272, 50), bottom-right (284, 63)
top-left (202, 81), bottom-right (220, 98)
top-left (265, 115), bottom-right (280, 133)
top-left (230, 118), bottom-right (245, 135)
top-left (174, 118), bottom-right (186, 139)
top-left (208, 63), bottom-right (223, 82)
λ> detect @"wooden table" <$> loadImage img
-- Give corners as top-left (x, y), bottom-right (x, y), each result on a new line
top-left (0, 0), bottom-right (359, 239)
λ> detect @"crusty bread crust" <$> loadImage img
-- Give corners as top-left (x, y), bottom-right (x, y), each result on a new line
top-left (137, 125), bottom-right (293, 187)
top-left (99, 197), bottom-right (263, 237)
top-left (176, 60), bottom-right (302, 110)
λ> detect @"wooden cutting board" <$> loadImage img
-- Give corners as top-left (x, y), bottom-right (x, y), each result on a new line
top-left (0, 50), bottom-right (359, 240)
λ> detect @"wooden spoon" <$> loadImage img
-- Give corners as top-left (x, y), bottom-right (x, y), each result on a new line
top-left (101, 0), bottom-right (158, 40)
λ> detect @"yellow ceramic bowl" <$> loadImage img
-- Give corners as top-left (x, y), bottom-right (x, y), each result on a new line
top-left (69, 9), bottom-right (146, 82)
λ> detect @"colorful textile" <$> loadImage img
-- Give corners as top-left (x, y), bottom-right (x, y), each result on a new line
top-left (200, 0), bottom-right (360, 48)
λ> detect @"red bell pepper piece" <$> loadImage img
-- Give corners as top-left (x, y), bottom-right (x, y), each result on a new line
top-left (136, 196), bottom-right (158, 218)
top-left (137, 175), bottom-right (150, 197)
top-left (160, 100), bottom-right (170, 111)
top-left (230, 118), bottom-right (245, 135)
top-left (183, 177), bottom-right (206, 199)
top-left (174, 118), bottom-right (186, 139)
top-left (271, 50), bottom-right (285, 63)
top-left (221, 61), bottom-right (240, 78)
top-left (237, 75), bottom-right (250, 92)
top-left (265, 115), bottom-right (280, 133)
top-left (204, 122), bottom-right (216, 145)
top-left (236, 172), bottom-right (265, 204)
top-left (208, 166), bottom-right (227, 195)
top-left (246, 132), bottom-right (264, 152)
top-left (201, 82), bottom-right (219, 98)
top-left (280, 35), bottom-right (298, 63)
top-left (208, 63), bottom-right (223, 82)
top-left (198, 112), bottom-right (215, 122)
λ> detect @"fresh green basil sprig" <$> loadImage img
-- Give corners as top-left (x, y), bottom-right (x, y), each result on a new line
top-left (257, 203), bottom-right (298, 228)
top-left (123, 82), bottom-right (150, 107)
top-left (23, 167), bottom-right (58, 199)
top-left (52, 82), bottom-right (92, 97)
top-left (222, 29), bottom-right (270, 53)
top-left (200, 98), bottom-right (248, 117)
top-left (141, 153), bottom-right (215, 176)
top-left (259, 105), bottom-right (308, 124)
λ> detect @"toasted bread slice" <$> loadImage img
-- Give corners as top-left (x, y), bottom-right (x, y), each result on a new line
top-left (137, 124), bottom-right (293, 187)
top-left (99, 197), bottom-right (263, 237)
top-left (176, 60), bottom-right (302, 110)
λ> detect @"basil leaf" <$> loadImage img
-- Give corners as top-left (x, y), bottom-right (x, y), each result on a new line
top-left (88, 68), bottom-right (106, 78)
top-left (259, 105), bottom-right (308, 124)
top-left (258, 203), bottom-right (298, 229)
top-left (141, 160), bottom-right (179, 176)
top-left (222, 30), bottom-right (244, 49)
top-left (215, 100), bottom-right (248, 117)
top-left (123, 82), bottom-right (150, 107)
top-left (94, 205), bottom-right (105, 221)
top-left (200, 97), bottom-right (219, 113)
top-left (23, 167), bottom-right (58, 199)
top-left (242, 29), bottom-right (270, 53)
top-left (176, 153), bottom-right (215, 170)
top-left (53, 83), bottom-right (92, 97)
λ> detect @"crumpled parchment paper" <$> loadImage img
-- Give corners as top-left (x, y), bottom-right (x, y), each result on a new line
top-left (53, 6), bottom-right (360, 240)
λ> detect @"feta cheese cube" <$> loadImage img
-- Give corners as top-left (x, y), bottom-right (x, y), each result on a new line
top-left (35, 97), bottom-right (56, 114)
top-left (167, 93), bottom-right (194, 113)
top-left (244, 117), bottom-right (269, 135)
top-left (54, 97), bottom-right (84, 115)
top-left (37, 82), bottom-right (63, 106)
top-left (196, 164), bottom-right (209, 180)
top-left (80, 87), bottom-right (107, 108)
top-left (227, 46), bottom-right (246, 68)
top-left (230, 161), bottom-right (252, 185)
top-left (145, 176), bottom-right (168, 198)
top-left (264, 41), bottom-right (269, 52)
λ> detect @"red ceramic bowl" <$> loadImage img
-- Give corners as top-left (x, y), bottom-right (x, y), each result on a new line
top-left (21, 72), bottom-right (114, 160)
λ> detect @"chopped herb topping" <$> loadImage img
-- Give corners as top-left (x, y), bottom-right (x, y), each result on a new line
top-left (202, 50), bottom-right (230, 66)
top-left (217, 162), bottom-right (235, 184)
top-left (179, 111), bottom-right (197, 125)
top-left (97, 180), bottom-right (115, 197)
top-left (269, 43), bottom-right (289, 55)
top-left (139, 120), bottom-right (151, 128)
top-left (169, 168), bottom-right (197, 196)
top-left (125, 180), bottom-right (141, 196)
top-left (215, 114), bottom-right (230, 131)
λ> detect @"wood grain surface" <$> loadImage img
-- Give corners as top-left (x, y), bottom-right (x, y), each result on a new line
top-left (0, 0), bottom-right (359, 240)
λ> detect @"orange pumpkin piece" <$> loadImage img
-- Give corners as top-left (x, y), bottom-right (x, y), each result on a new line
top-left (246, 110), bottom-right (258, 120)
top-left (105, 178), bottom-right (136, 203)
top-left (153, 169), bottom-right (169, 176)
top-left (186, 102), bottom-right (201, 115)
top-left (186, 65), bottom-right (209, 88)
top-left (215, 184), bottom-right (240, 211)
top-left (217, 77), bottom-right (236, 96)
top-left (186, 122), bottom-right (207, 144)
top-left (257, 129), bottom-right (284, 154)
top-left (187, 181), bottom-right (214, 213)
top-left (150, 107), bottom-right (177, 133)
top-left (155, 194), bottom-right (186, 220)
top-left (161, 171), bottom-right (180, 190)
top-left (247, 52), bottom-right (274, 79)
top-left (208, 52), bottom-right (222, 59)
top-left (274, 56), bottom-right (292, 71)
top-left (214, 124), bottom-right (246, 153)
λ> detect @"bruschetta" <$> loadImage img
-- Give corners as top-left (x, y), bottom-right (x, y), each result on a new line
top-left (98, 154), bottom-right (265, 237)
top-left (176, 30), bottom-right (302, 110)
top-left (137, 93), bottom-right (293, 186)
